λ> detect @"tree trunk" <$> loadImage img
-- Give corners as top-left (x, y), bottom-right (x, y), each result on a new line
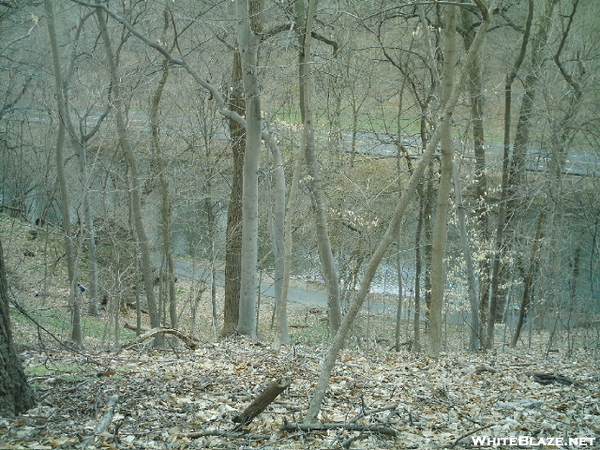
top-left (488, 0), bottom-right (552, 348)
top-left (236, 0), bottom-right (262, 339)
top-left (45, 0), bottom-right (81, 347)
top-left (96, 9), bottom-right (161, 337)
top-left (271, 131), bottom-right (292, 348)
top-left (295, 0), bottom-right (342, 337)
top-left (461, 7), bottom-right (488, 347)
top-left (149, 10), bottom-right (177, 328)
top-left (304, 2), bottom-right (496, 422)
top-left (222, 51), bottom-right (245, 338)
top-left (429, 4), bottom-right (457, 357)
top-left (453, 163), bottom-right (480, 351)
top-left (511, 210), bottom-right (545, 347)
top-left (0, 237), bottom-right (36, 416)
top-left (412, 188), bottom-right (424, 353)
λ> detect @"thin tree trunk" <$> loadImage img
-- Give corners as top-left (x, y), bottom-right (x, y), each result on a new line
top-left (236, 0), bottom-right (262, 339)
top-left (511, 210), bottom-right (545, 347)
top-left (413, 189), bottom-right (424, 352)
top-left (488, 0), bottom-right (554, 348)
top-left (429, 4), bottom-right (457, 357)
top-left (96, 9), bottom-right (161, 336)
top-left (295, 0), bottom-right (342, 336)
top-left (222, 51), bottom-right (245, 338)
top-left (461, 7), bottom-right (488, 344)
top-left (149, 9), bottom-right (177, 328)
top-left (45, 0), bottom-right (81, 347)
top-left (453, 164), bottom-right (480, 350)
top-left (61, 12), bottom-right (102, 318)
top-left (271, 129), bottom-right (292, 348)
top-left (304, 1), bottom-right (496, 422)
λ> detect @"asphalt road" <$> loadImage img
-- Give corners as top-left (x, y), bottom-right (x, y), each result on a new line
top-left (171, 258), bottom-right (329, 309)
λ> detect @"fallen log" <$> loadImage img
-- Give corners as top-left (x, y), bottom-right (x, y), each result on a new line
top-left (119, 327), bottom-right (199, 351)
top-left (232, 378), bottom-right (292, 430)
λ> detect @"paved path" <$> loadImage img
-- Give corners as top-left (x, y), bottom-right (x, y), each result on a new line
top-left (171, 258), bottom-right (329, 309)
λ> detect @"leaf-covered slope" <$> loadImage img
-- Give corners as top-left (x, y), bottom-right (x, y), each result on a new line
top-left (1, 338), bottom-right (598, 449)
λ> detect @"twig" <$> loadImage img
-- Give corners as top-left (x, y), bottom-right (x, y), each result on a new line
top-left (183, 430), bottom-right (271, 440)
top-left (281, 419), bottom-right (397, 437)
top-left (450, 423), bottom-right (494, 448)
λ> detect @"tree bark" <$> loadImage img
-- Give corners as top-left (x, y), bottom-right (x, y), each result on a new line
top-left (0, 237), bottom-right (35, 416)
top-left (222, 51), bottom-right (245, 338)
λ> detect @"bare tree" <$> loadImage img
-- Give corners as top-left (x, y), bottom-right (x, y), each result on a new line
top-left (149, 8), bottom-right (177, 328)
top-left (44, 0), bottom-right (82, 347)
top-left (222, 51), bottom-right (245, 338)
top-left (487, 0), bottom-right (556, 349)
top-left (294, 0), bottom-right (342, 337)
top-left (304, 0), bottom-right (498, 423)
top-left (429, 3), bottom-right (457, 356)
top-left (95, 7), bottom-right (161, 337)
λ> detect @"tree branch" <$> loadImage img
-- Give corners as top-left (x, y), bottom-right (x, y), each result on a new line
top-left (281, 419), bottom-right (398, 437)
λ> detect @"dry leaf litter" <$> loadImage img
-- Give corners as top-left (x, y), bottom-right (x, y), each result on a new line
top-left (1, 337), bottom-right (599, 450)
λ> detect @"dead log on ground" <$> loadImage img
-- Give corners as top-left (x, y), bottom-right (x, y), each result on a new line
top-left (232, 378), bottom-right (292, 430)
top-left (119, 327), bottom-right (199, 351)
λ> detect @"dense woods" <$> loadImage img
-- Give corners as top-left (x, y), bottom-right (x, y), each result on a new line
top-left (0, 0), bottom-right (599, 447)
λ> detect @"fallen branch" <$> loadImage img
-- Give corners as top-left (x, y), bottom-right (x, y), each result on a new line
top-left (450, 423), bottom-right (494, 448)
top-left (124, 322), bottom-right (149, 333)
top-left (183, 430), bottom-right (271, 440)
top-left (119, 327), bottom-right (199, 351)
top-left (527, 372), bottom-right (583, 387)
top-left (232, 378), bottom-right (292, 430)
top-left (281, 419), bottom-right (397, 437)
top-left (81, 394), bottom-right (119, 446)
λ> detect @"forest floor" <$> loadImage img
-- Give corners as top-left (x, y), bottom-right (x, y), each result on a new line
top-left (1, 326), bottom-right (599, 449)
top-left (1, 215), bottom-right (600, 449)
